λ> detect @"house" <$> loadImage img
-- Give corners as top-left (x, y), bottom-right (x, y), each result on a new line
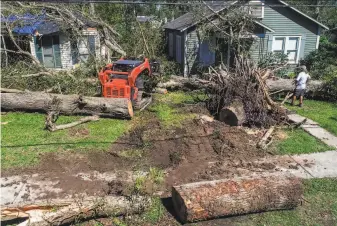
top-left (163, 0), bottom-right (329, 76)
top-left (1, 12), bottom-right (101, 69)
top-left (328, 27), bottom-right (337, 42)
top-left (136, 16), bottom-right (163, 28)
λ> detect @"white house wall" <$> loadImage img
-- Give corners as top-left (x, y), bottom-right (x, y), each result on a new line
top-left (59, 33), bottom-right (72, 69)
top-left (29, 29), bottom-right (101, 70)
top-left (82, 29), bottom-right (101, 60)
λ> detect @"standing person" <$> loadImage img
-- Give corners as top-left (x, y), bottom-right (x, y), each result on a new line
top-left (291, 65), bottom-right (311, 107)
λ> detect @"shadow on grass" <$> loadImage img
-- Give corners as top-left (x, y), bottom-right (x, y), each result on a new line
top-left (330, 117), bottom-right (337, 122)
top-left (1, 141), bottom-right (113, 148)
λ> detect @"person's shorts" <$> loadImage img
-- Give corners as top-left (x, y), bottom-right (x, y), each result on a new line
top-left (294, 89), bottom-right (306, 97)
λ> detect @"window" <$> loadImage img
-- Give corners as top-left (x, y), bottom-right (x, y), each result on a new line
top-left (71, 35), bottom-right (96, 64)
top-left (272, 36), bottom-right (301, 63)
top-left (247, 0), bottom-right (264, 18)
top-left (35, 35), bottom-right (62, 68)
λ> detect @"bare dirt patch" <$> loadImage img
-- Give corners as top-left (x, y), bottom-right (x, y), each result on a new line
top-left (2, 104), bottom-right (274, 200)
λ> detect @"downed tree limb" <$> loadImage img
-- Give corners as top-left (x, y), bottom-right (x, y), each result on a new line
top-left (172, 176), bottom-right (303, 223)
top-left (20, 71), bottom-right (54, 78)
top-left (257, 126), bottom-right (275, 149)
top-left (261, 69), bottom-right (271, 80)
top-left (1, 196), bottom-right (150, 226)
top-left (281, 92), bottom-right (293, 105)
top-left (45, 113), bottom-right (99, 132)
top-left (294, 118), bottom-right (307, 129)
top-left (1, 92), bottom-right (133, 119)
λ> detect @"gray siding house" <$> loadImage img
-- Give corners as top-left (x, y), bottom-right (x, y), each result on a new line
top-left (163, 0), bottom-right (329, 76)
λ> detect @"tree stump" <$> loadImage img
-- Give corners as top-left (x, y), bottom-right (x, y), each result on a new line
top-left (172, 176), bottom-right (303, 223)
top-left (219, 99), bottom-right (246, 126)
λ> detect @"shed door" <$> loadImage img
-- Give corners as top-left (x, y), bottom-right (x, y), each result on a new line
top-left (176, 35), bottom-right (182, 63)
top-left (199, 39), bottom-right (215, 66)
top-left (168, 33), bottom-right (173, 57)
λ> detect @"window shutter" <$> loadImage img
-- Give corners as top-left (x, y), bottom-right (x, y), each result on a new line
top-left (34, 36), bottom-right (44, 64)
top-left (53, 35), bottom-right (62, 68)
top-left (88, 35), bottom-right (96, 57)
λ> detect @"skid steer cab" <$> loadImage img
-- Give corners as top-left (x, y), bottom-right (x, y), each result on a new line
top-left (98, 57), bottom-right (159, 109)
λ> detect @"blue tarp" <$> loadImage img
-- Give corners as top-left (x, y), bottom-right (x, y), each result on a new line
top-left (1, 12), bottom-right (60, 35)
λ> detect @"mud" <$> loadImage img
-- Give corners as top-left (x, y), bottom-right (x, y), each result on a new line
top-left (2, 104), bottom-right (272, 200)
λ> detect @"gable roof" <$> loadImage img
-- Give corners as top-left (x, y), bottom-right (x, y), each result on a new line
top-left (277, 0), bottom-right (329, 30)
top-left (163, 0), bottom-right (329, 32)
top-left (162, 1), bottom-right (237, 31)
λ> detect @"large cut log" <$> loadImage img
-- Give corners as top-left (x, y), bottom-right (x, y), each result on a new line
top-left (1, 195), bottom-right (150, 226)
top-left (219, 98), bottom-right (246, 126)
top-left (158, 76), bottom-right (324, 93)
top-left (172, 176), bottom-right (303, 223)
top-left (1, 92), bottom-right (133, 119)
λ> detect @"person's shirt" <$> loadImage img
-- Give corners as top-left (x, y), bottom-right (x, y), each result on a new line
top-left (296, 72), bottom-right (311, 89)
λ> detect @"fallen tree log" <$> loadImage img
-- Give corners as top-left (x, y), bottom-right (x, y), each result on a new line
top-left (1, 92), bottom-right (133, 119)
top-left (266, 78), bottom-right (324, 93)
top-left (1, 196), bottom-right (150, 226)
top-left (172, 176), bottom-right (303, 223)
top-left (157, 76), bottom-right (215, 90)
top-left (158, 76), bottom-right (324, 93)
top-left (218, 98), bottom-right (246, 126)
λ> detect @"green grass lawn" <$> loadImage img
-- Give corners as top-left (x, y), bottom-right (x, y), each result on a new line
top-left (239, 178), bottom-right (337, 226)
top-left (148, 91), bottom-right (205, 127)
top-left (285, 100), bottom-right (337, 136)
top-left (1, 112), bottom-right (130, 169)
top-left (275, 128), bottom-right (333, 155)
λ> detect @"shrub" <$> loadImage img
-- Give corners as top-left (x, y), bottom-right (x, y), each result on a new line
top-left (301, 40), bottom-right (337, 80)
top-left (258, 52), bottom-right (289, 77)
top-left (301, 38), bottom-right (337, 101)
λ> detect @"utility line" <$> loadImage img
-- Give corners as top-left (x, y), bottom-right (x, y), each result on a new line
top-left (3, 0), bottom-right (337, 7)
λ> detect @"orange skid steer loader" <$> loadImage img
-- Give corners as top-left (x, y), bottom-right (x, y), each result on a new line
top-left (98, 57), bottom-right (159, 110)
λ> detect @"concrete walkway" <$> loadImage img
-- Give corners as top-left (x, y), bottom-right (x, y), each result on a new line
top-left (288, 114), bottom-right (337, 148)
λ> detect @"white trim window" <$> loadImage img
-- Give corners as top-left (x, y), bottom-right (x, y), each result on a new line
top-left (272, 36), bottom-right (301, 64)
top-left (248, 0), bottom-right (265, 18)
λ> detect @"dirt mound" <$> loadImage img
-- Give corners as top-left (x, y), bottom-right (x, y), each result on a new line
top-left (107, 118), bottom-right (267, 189)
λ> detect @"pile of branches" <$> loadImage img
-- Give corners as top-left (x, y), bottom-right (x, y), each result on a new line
top-left (204, 56), bottom-right (288, 127)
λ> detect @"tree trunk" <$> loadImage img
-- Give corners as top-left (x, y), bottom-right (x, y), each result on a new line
top-left (172, 176), bottom-right (303, 223)
top-left (266, 79), bottom-right (324, 93)
top-left (158, 76), bottom-right (324, 93)
top-left (1, 92), bottom-right (133, 119)
top-left (2, 196), bottom-right (150, 226)
top-left (219, 98), bottom-right (246, 126)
